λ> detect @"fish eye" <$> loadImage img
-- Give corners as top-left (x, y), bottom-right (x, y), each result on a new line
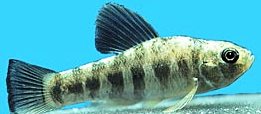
top-left (221, 48), bottom-right (239, 63)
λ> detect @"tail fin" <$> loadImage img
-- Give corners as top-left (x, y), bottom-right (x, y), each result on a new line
top-left (7, 59), bottom-right (57, 114)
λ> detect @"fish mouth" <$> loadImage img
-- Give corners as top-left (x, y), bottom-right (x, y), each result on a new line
top-left (246, 53), bottom-right (255, 70)
top-left (247, 49), bottom-right (255, 63)
top-left (250, 54), bottom-right (255, 63)
top-left (240, 52), bottom-right (255, 75)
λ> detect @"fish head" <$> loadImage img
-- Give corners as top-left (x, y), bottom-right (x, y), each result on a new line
top-left (197, 40), bottom-right (254, 93)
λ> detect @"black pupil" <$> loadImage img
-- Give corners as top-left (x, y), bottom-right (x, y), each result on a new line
top-left (226, 51), bottom-right (235, 59)
top-left (221, 48), bottom-right (239, 63)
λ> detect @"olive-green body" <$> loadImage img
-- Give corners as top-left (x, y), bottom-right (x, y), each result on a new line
top-left (44, 36), bottom-right (245, 107)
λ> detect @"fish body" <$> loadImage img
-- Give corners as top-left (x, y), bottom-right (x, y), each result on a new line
top-left (46, 36), bottom-right (253, 107)
top-left (6, 3), bottom-right (254, 114)
top-left (47, 37), bottom-right (197, 106)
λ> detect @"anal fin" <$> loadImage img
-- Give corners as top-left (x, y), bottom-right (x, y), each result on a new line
top-left (163, 77), bottom-right (198, 113)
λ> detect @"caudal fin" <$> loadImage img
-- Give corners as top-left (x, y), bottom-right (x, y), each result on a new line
top-left (7, 59), bottom-right (57, 113)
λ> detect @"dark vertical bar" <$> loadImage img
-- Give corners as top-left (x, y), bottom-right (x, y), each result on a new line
top-left (177, 59), bottom-right (190, 80)
top-left (130, 66), bottom-right (145, 99)
top-left (152, 61), bottom-right (171, 89)
top-left (107, 71), bottom-right (124, 98)
top-left (50, 75), bottom-right (63, 104)
top-left (85, 77), bottom-right (100, 98)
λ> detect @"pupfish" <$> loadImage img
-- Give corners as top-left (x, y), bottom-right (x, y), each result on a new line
top-left (6, 3), bottom-right (254, 114)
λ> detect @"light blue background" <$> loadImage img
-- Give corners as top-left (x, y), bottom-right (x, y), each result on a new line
top-left (0, 0), bottom-right (260, 113)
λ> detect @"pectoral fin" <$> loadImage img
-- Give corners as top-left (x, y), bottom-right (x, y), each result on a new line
top-left (163, 77), bottom-right (198, 113)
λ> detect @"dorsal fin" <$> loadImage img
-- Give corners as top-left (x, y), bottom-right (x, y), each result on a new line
top-left (95, 3), bottom-right (159, 54)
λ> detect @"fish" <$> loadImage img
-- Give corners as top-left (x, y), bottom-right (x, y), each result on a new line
top-left (6, 3), bottom-right (254, 114)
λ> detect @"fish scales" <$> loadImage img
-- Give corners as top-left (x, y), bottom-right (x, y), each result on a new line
top-left (45, 37), bottom-right (198, 106)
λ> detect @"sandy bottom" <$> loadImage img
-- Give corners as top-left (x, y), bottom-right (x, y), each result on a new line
top-left (47, 93), bottom-right (261, 114)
